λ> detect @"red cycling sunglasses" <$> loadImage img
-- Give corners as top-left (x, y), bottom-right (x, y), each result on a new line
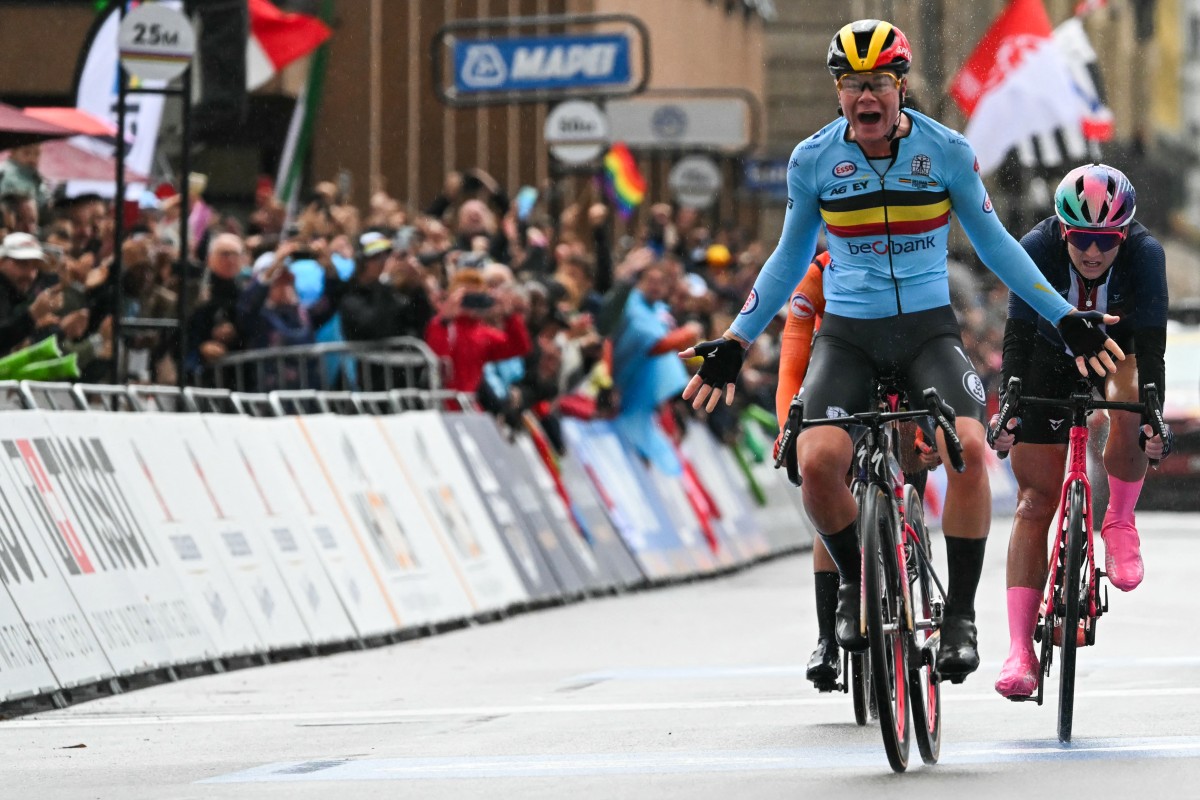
top-left (1062, 226), bottom-right (1126, 253)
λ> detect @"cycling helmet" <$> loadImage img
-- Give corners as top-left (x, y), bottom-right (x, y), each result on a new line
top-left (1054, 163), bottom-right (1137, 228)
top-left (827, 20), bottom-right (912, 77)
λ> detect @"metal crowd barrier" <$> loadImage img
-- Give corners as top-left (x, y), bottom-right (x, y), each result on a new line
top-left (206, 336), bottom-right (443, 394)
top-left (0, 380), bottom-right (479, 416)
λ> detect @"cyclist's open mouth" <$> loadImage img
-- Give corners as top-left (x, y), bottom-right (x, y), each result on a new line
top-left (857, 111), bottom-right (882, 125)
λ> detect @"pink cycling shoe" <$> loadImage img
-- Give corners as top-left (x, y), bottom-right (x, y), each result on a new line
top-left (994, 648), bottom-right (1039, 698)
top-left (1101, 516), bottom-right (1143, 592)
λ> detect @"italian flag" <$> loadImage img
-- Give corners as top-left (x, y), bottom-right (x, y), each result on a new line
top-left (246, 0), bottom-right (332, 91)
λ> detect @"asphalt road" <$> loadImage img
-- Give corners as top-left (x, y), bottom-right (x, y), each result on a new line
top-left (3, 512), bottom-right (1199, 799)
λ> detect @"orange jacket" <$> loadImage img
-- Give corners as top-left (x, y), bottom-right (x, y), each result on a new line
top-left (775, 251), bottom-right (830, 429)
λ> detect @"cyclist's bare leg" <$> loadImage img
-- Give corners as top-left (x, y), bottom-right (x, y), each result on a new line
top-left (1101, 355), bottom-right (1146, 590)
top-left (996, 442), bottom-right (1066, 697)
top-left (796, 424), bottom-right (865, 650)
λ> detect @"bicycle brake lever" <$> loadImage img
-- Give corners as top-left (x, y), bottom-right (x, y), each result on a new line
top-left (777, 394), bottom-right (804, 486)
top-left (989, 378), bottom-right (1022, 462)
top-left (1143, 383), bottom-right (1164, 469)
top-left (923, 387), bottom-right (965, 473)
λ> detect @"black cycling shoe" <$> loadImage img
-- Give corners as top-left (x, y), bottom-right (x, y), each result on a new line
top-left (936, 614), bottom-right (980, 683)
top-left (835, 582), bottom-right (868, 652)
top-left (806, 638), bottom-right (841, 692)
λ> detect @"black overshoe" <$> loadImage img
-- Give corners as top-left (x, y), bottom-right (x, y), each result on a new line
top-left (835, 582), bottom-right (868, 652)
top-left (936, 614), bottom-right (980, 683)
top-left (806, 638), bottom-right (840, 692)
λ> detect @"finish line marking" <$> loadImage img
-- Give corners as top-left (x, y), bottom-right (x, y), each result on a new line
top-left (7, 685), bottom-right (1200, 729)
top-left (198, 736), bottom-right (1200, 782)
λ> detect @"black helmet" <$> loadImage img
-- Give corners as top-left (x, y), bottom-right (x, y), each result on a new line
top-left (826, 19), bottom-right (912, 78)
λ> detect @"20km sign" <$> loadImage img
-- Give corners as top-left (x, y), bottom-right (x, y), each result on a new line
top-left (544, 101), bottom-right (609, 165)
top-left (118, 3), bottom-right (196, 83)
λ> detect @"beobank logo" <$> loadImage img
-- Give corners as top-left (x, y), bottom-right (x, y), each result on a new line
top-left (847, 235), bottom-right (937, 256)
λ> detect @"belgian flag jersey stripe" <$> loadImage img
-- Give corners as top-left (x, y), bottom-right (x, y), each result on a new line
top-left (820, 191), bottom-right (951, 237)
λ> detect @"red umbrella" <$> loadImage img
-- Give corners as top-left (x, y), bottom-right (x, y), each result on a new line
top-left (22, 107), bottom-right (119, 140)
top-left (3, 139), bottom-right (148, 185)
top-left (0, 103), bottom-right (79, 150)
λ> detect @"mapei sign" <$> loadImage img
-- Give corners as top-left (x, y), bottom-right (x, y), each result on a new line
top-left (454, 33), bottom-right (631, 94)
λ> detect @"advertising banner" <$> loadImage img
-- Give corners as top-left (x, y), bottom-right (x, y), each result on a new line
top-left (561, 419), bottom-right (696, 580)
top-left (213, 416), bottom-right (401, 639)
top-left (125, 415), bottom-right (312, 651)
top-left (681, 423), bottom-right (771, 561)
top-left (0, 412), bottom-right (213, 675)
top-left (297, 416), bottom-right (476, 626)
top-left (553, 449), bottom-right (645, 588)
top-left (90, 414), bottom-right (265, 660)
top-left (454, 33), bottom-right (631, 95)
top-left (439, 415), bottom-right (567, 600)
top-left (199, 415), bottom-right (360, 645)
top-left (378, 413), bottom-right (529, 612)
top-left (0, 582), bottom-right (59, 703)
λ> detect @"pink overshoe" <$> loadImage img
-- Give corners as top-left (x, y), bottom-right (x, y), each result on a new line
top-left (1101, 516), bottom-right (1143, 592)
top-left (995, 648), bottom-right (1039, 698)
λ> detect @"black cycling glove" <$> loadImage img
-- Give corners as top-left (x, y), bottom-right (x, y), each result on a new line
top-left (692, 337), bottom-right (747, 391)
top-left (1139, 421), bottom-right (1174, 459)
top-left (1056, 311), bottom-right (1112, 361)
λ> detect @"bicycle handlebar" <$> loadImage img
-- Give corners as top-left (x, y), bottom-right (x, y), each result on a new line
top-left (773, 386), bottom-right (966, 482)
top-left (991, 377), bottom-right (1166, 467)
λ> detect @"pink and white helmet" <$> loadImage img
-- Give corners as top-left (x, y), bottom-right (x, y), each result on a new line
top-left (1054, 163), bottom-right (1136, 229)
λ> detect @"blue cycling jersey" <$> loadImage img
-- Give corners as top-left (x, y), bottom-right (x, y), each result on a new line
top-left (730, 109), bottom-right (1074, 341)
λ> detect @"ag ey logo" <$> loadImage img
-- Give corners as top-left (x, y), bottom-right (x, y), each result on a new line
top-left (833, 160), bottom-right (856, 177)
top-left (910, 154), bottom-right (931, 176)
top-left (790, 292), bottom-right (816, 319)
top-left (963, 371), bottom-right (986, 404)
top-left (983, 194), bottom-right (994, 213)
top-left (459, 44), bottom-right (507, 88)
top-left (740, 289), bottom-right (759, 314)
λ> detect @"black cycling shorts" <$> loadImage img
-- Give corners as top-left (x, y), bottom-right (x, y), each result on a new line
top-left (1018, 334), bottom-right (1123, 445)
top-left (799, 305), bottom-right (987, 426)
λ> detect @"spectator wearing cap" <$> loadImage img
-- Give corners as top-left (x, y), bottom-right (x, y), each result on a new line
top-left (338, 231), bottom-right (435, 389)
top-left (0, 233), bottom-right (65, 354)
top-left (425, 269), bottom-right (530, 395)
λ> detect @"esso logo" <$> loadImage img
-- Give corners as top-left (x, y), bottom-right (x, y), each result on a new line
top-left (983, 194), bottom-right (994, 213)
top-left (790, 293), bottom-right (816, 319)
top-left (740, 289), bottom-right (759, 315)
top-left (833, 161), bottom-right (857, 178)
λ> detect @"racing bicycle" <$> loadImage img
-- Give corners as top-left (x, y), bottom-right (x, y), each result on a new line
top-left (777, 382), bottom-right (964, 772)
top-left (990, 376), bottom-right (1165, 742)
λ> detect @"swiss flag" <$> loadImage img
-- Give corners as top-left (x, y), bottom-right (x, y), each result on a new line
top-left (949, 0), bottom-right (1091, 174)
top-left (246, 0), bottom-right (332, 91)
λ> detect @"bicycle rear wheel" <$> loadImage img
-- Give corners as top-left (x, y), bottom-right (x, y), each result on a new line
top-left (904, 483), bottom-right (941, 765)
top-left (850, 651), bottom-right (871, 726)
top-left (1058, 480), bottom-right (1088, 742)
top-left (862, 483), bottom-right (911, 772)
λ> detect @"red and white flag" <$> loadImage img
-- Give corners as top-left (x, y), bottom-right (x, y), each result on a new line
top-left (246, 0), bottom-right (332, 91)
top-left (949, 0), bottom-right (1091, 174)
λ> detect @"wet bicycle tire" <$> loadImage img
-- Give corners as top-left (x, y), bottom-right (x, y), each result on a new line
top-left (903, 483), bottom-right (941, 765)
top-left (1058, 480), bottom-right (1087, 742)
top-left (851, 651), bottom-right (870, 726)
top-left (862, 483), bottom-right (911, 772)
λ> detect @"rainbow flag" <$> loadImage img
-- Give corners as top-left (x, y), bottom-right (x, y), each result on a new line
top-left (603, 142), bottom-right (646, 219)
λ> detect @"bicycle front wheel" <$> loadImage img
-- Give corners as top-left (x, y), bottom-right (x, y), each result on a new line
top-left (904, 483), bottom-right (941, 765)
top-left (862, 483), bottom-right (911, 772)
top-left (850, 650), bottom-right (871, 726)
top-left (1058, 480), bottom-right (1088, 742)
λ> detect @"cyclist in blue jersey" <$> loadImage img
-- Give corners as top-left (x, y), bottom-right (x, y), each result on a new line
top-left (989, 164), bottom-right (1172, 698)
top-left (681, 19), bottom-right (1123, 682)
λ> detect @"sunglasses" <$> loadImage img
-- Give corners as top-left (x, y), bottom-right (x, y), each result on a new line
top-left (836, 72), bottom-right (902, 97)
top-left (1063, 226), bottom-right (1126, 253)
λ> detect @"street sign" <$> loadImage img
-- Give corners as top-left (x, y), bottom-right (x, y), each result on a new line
top-left (669, 155), bottom-right (722, 209)
top-left (454, 33), bottom-right (631, 95)
top-left (607, 97), bottom-right (754, 153)
top-left (742, 158), bottom-right (789, 198)
top-left (117, 3), bottom-right (196, 83)
top-left (544, 100), bottom-right (608, 165)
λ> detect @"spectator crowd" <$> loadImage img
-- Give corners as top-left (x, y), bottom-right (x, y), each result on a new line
top-left (0, 141), bottom-right (1012, 450)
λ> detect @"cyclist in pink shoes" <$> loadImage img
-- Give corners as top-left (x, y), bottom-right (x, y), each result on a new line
top-left (989, 163), bottom-right (1173, 698)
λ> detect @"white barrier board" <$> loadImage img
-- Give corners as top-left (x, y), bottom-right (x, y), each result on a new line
top-left (211, 416), bottom-right (400, 639)
top-left (1, 412), bottom-right (213, 675)
top-left (297, 416), bottom-right (475, 626)
top-left (127, 415), bottom-right (312, 650)
top-left (377, 413), bottom-right (528, 613)
top-left (195, 415), bottom-right (358, 645)
top-left (0, 415), bottom-right (116, 688)
top-left (0, 582), bottom-right (58, 702)
top-left (681, 423), bottom-right (771, 560)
